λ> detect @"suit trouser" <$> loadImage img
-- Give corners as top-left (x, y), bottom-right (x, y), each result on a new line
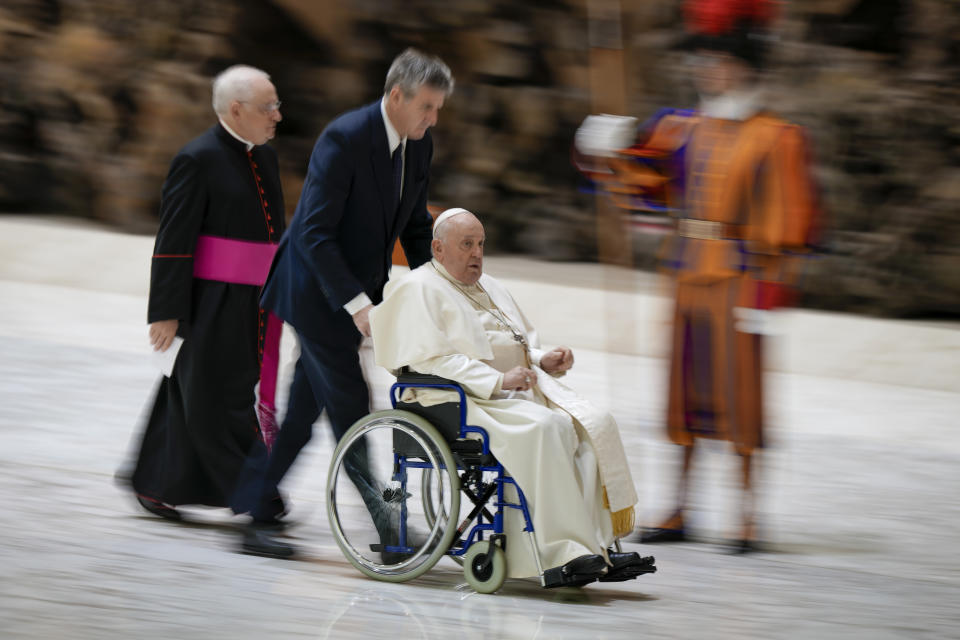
top-left (247, 328), bottom-right (369, 520)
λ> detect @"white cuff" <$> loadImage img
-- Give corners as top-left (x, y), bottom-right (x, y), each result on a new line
top-left (344, 292), bottom-right (373, 316)
top-left (529, 348), bottom-right (545, 367)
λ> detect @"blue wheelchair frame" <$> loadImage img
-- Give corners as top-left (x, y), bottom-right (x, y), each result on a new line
top-left (388, 378), bottom-right (539, 568)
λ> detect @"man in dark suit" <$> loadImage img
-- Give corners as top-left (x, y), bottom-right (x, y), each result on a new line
top-left (239, 48), bottom-right (453, 557)
top-left (125, 65), bottom-right (288, 542)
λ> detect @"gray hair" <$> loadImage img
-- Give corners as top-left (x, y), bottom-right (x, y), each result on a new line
top-left (384, 48), bottom-right (454, 99)
top-left (212, 65), bottom-right (271, 116)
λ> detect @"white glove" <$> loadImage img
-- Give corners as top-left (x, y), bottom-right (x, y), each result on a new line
top-left (574, 114), bottom-right (638, 157)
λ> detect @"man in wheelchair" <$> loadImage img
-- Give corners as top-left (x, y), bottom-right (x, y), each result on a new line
top-left (368, 207), bottom-right (656, 587)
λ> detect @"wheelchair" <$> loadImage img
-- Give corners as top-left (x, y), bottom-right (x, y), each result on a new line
top-left (326, 371), bottom-right (551, 594)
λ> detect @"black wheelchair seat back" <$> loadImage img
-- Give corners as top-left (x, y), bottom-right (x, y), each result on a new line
top-left (394, 400), bottom-right (460, 457)
top-left (393, 370), bottom-right (494, 465)
top-left (393, 371), bottom-right (462, 458)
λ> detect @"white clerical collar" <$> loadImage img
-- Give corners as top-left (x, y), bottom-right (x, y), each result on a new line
top-left (699, 88), bottom-right (763, 121)
top-left (219, 118), bottom-right (255, 151)
top-left (432, 259), bottom-right (480, 290)
top-left (380, 97), bottom-right (407, 154)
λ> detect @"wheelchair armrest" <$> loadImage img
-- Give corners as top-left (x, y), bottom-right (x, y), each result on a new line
top-left (395, 369), bottom-right (460, 387)
top-left (390, 369), bottom-right (490, 457)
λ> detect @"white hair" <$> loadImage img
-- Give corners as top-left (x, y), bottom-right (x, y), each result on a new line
top-left (211, 65), bottom-right (271, 116)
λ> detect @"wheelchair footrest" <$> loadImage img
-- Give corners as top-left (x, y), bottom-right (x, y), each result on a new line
top-left (598, 559), bottom-right (657, 582)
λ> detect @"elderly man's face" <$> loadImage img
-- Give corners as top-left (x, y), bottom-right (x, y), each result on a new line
top-left (233, 77), bottom-right (282, 145)
top-left (434, 214), bottom-right (485, 285)
top-left (387, 84), bottom-right (446, 140)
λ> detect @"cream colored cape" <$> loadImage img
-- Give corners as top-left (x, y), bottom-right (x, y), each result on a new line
top-left (370, 263), bottom-right (637, 523)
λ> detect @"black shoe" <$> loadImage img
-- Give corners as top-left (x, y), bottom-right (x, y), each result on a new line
top-left (368, 497), bottom-right (404, 565)
top-left (599, 552), bottom-right (657, 582)
top-left (136, 494), bottom-right (182, 521)
top-left (240, 527), bottom-right (296, 559)
top-left (377, 525), bottom-right (405, 565)
top-left (637, 527), bottom-right (686, 544)
top-left (263, 494), bottom-right (288, 520)
top-left (244, 492), bottom-right (291, 530)
top-left (543, 554), bottom-right (608, 588)
top-left (607, 551), bottom-right (641, 570)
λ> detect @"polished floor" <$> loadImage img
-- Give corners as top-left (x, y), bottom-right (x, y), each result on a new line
top-left (1, 218), bottom-right (958, 639)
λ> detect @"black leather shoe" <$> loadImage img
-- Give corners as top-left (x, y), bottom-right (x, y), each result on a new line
top-left (136, 494), bottom-right (182, 521)
top-left (368, 497), bottom-right (404, 564)
top-left (608, 551), bottom-right (641, 570)
top-left (263, 494), bottom-right (288, 520)
top-left (599, 552), bottom-right (657, 582)
top-left (543, 554), bottom-right (608, 588)
top-left (241, 527), bottom-right (296, 559)
top-left (637, 527), bottom-right (686, 544)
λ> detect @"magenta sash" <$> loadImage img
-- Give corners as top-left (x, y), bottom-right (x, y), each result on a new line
top-left (193, 234), bottom-right (278, 285)
top-left (193, 234), bottom-right (282, 450)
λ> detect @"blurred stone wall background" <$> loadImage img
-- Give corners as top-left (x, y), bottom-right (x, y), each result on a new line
top-left (0, 0), bottom-right (957, 317)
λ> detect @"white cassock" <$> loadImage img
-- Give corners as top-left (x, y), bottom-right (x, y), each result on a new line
top-left (370, 260), bottom-right (637, 578)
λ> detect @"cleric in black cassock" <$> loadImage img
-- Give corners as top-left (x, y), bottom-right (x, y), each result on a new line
top-left (128, 66), bottom-right (285, 519)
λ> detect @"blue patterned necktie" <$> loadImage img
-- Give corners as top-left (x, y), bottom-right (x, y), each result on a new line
top-left (392, 145), bottom-right (403, 212)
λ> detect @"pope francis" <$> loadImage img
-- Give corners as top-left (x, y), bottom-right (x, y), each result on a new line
top-left (370, 207), bottom-right (655, 586)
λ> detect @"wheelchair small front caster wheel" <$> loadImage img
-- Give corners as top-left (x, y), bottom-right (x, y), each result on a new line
top-left (463, 541), bottom-right (507, 594)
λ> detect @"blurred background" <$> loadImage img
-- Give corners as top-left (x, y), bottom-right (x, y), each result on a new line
top-left (1, 3), bottom-right (958, 636)
top-left (0, 0), bottom-right (957, 317)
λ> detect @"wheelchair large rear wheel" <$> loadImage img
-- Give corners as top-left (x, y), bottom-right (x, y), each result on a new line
top-left (327, 410), bottom-right (461, 582)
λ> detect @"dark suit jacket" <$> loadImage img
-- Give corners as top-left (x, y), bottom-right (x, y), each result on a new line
top-left (261, 101), bottom-right (434, 345)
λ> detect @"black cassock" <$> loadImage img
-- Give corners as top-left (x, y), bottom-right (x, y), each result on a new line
top-left (131, 124), bottom-right (284, 508)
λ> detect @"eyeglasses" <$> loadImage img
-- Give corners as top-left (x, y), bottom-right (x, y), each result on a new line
top-left (240, 100), bottom-right (282, 114)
